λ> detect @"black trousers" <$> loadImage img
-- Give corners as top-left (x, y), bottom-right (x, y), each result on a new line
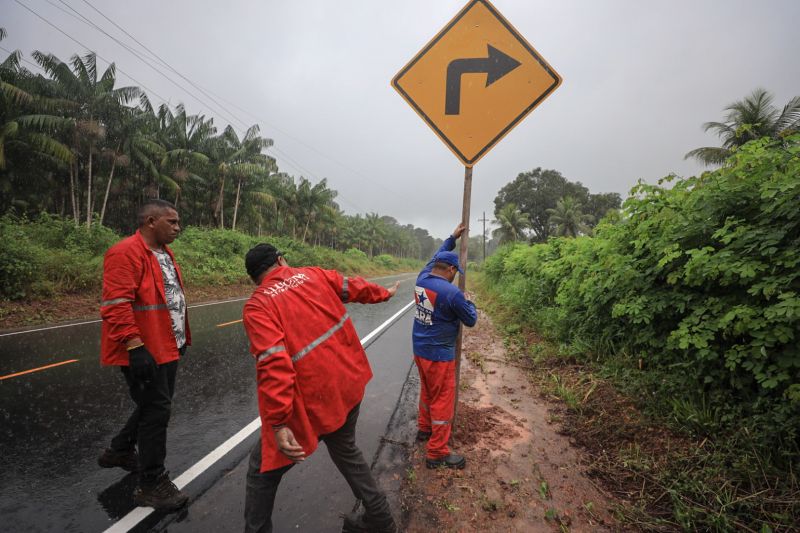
top-left (110, 359), bottom-right (178, 484)
top-left (244, 403), bottom-right (391, 533)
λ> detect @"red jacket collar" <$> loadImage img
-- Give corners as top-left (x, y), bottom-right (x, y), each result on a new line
top-left (259, 264), bottom-right (291, 286)
top-left (134, 229), bottom-right (174, 259)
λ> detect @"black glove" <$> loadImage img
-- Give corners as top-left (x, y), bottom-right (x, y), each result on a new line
top-left (128, 345), bottom-right (157, 383)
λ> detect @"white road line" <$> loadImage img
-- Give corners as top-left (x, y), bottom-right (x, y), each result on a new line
top-left (0, 299), bottom-right (247, 338)
top-left (360, 300), bottom-right (415, 348)
top-left (0, 319), bottom-right (101, 337)
top-left (102, 300), bottom-right (414, 533)
top-left (0, 276), bottom-right (415, 338)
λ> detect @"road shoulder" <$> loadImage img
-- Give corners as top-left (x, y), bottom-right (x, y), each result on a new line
top-left (0, 283), bottom-right (254, 331)
top-left (374, 308), bottom-right (622, 532)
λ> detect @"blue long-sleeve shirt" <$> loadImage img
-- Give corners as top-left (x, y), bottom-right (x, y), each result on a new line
top-left (412, 236), bottom-right (477, 361)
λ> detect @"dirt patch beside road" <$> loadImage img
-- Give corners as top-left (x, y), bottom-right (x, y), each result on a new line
top-left (399, 309), bottom-right (623, 532)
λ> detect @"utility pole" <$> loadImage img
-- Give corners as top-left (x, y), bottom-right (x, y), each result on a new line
top-left (479, 212), bottom-right (489, 262)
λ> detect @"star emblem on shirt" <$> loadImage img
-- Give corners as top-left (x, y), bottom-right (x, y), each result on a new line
top-left (416, 289), bottom-right (427, 305)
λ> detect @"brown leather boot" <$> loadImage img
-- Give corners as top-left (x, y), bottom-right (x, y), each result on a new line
top-left (342, 509), bottom-right (397, 533)
top-left (133, 471), bottom-right (188, 511)
top-left (98, 448), bottom-right (138, 472)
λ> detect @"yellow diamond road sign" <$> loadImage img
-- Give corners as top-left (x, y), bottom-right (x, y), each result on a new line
top-left (392, 0), bottom-right (562, 167)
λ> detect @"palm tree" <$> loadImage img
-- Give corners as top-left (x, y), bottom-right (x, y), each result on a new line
top-left (33, 51), bottom-right (141, 226)
top-left (157, 103), bottom-right (212, 210)
top-left (219, 124), bottom-right (276, 231)
top-left (492, 203), bottom-right (529, 244)
top-left (546, 196), bottom-right (593, 237)
top-left (266, 173), bottom-right (297, 237)
top-left (295, 177), bottom-right (336, 244)
top-left (364, 212), bottom-right (388, 256)
top-left (98, 96), bottom-right (165, 225)
top-left (0, 46), bottom-right (73, 172)
top-left (341, 213), bottom-right (369, 252)
top-left (685, 88), bottom-right (800, 166)
top-left (1, 40), bottom-right (76, 217)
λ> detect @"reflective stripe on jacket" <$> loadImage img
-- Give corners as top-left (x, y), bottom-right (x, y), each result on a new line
top-left (243, 266), bottom-right (390, 472)
top-left (100, 230), bottom-right (190, 366)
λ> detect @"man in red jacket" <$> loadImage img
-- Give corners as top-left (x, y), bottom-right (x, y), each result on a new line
top-left (97, 199), bottom-right (189, 511)
top-left (242, 243), bottom-right (399, 533)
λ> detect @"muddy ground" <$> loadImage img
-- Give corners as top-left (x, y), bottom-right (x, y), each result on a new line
top-left (396, 309), bottom-right (626, 532)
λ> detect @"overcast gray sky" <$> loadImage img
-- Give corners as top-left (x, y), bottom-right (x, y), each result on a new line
top-left (4, 0), bottom-right (799, 238)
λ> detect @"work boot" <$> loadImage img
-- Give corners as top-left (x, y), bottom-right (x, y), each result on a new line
top-left (425, 453), bottom-right (466, 469)
top-left (98, 448), bottom-right (138, 472)
top-left (133, 471), bottom-right (188, 511)
top-left (342, 509), bottom-right (397, 533)
top-left (416, 430), bottom-right (431, 442)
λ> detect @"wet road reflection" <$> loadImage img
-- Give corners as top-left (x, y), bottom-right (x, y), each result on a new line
top-left (0, 273), bottom-right (415, 532)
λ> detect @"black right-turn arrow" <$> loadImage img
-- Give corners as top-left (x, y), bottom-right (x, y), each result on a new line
top-left (445, 44), bottom-right (521, 115)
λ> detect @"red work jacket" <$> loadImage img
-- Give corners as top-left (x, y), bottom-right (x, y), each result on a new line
top-left (242, 265), bottom-right (390, 472)
top-left (100, 230), bottom-right (190, 366)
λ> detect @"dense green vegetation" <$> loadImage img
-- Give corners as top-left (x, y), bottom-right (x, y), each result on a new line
top-left (484, 135), bottom-right (799, 530)
top-left (0, 213), bottom-right (117, 300)
top-left (0, 214), bottom-right (419, 301)
top-left (0, 34), bottom-right (441, 261)
top-left (492, 167), bottom-right (621, 243)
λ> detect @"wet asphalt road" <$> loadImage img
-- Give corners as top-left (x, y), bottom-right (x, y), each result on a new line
top-left (0, 273), bottom-right (416, 533)
top-left (160, 312), bottom-right (415, 533)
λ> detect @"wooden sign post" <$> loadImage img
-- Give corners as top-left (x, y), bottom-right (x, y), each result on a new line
top-left (392, 0), bottom-right (562, 431)
top-left (453, 166), bottom-right (473, 423)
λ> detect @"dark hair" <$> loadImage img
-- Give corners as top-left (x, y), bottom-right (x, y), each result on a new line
top-left (245, 243), bottom-right (283, 281)
top-left (137, 199), bottom-right (177, 227)
top-left (433, 261), bottom-right (455, 270)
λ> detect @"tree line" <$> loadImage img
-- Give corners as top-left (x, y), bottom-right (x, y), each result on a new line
top-left (489, 89), bottom-right (799, 245)
top-left (0, 34), bottom-right (442, 260)
top-left (492, 167), bottom-right (622, 244)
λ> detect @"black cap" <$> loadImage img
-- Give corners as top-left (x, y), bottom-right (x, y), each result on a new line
top-left (246, 244), bottom-right (281, 280)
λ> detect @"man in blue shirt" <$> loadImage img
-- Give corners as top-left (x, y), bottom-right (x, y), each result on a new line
top-left (412, 222), bottom-right (478, 469)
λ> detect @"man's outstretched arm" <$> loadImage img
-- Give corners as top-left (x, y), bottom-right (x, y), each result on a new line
top-left (319, 268), bottom-right (399, 304)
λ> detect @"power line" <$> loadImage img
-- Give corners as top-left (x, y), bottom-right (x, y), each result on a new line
top-left (73, 0), bottom-right (414, 206)
top-left (65, 0), bottom-right (379, 213)
top-left (78, 0), bottom-right (244, 125)
top-left (32, 0), bottom-right (256, 141)
top-left (14, 0), bottom-right (383, 216)
top-left (25, 0), bottom-right (320, 179)
top-left (11, 0), bottom-right (172, 106)
top-left (197, 86), bottom-right (416, 204)
top-left (42, 0), bottom-right (90, 27)
top-left (48, 0), bottom-right (253, 134)
top-left (42, 0), bottom-right (165, 72)
top-left (76, 0), bottom-right (170, 70)
top-left (264, 145), bottom-right (368, 212)
top-left (51, 0), bottom-right (170, 75)
top-left (0, 44), bottom-right (46, 74)
top-left (272, 150), bottom-right (369, 213)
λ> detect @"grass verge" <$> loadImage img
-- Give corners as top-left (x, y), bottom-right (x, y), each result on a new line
top-left (473, 273), bottom-right (799, 532)
top-left (0, 215), bottom-right (420, 329)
